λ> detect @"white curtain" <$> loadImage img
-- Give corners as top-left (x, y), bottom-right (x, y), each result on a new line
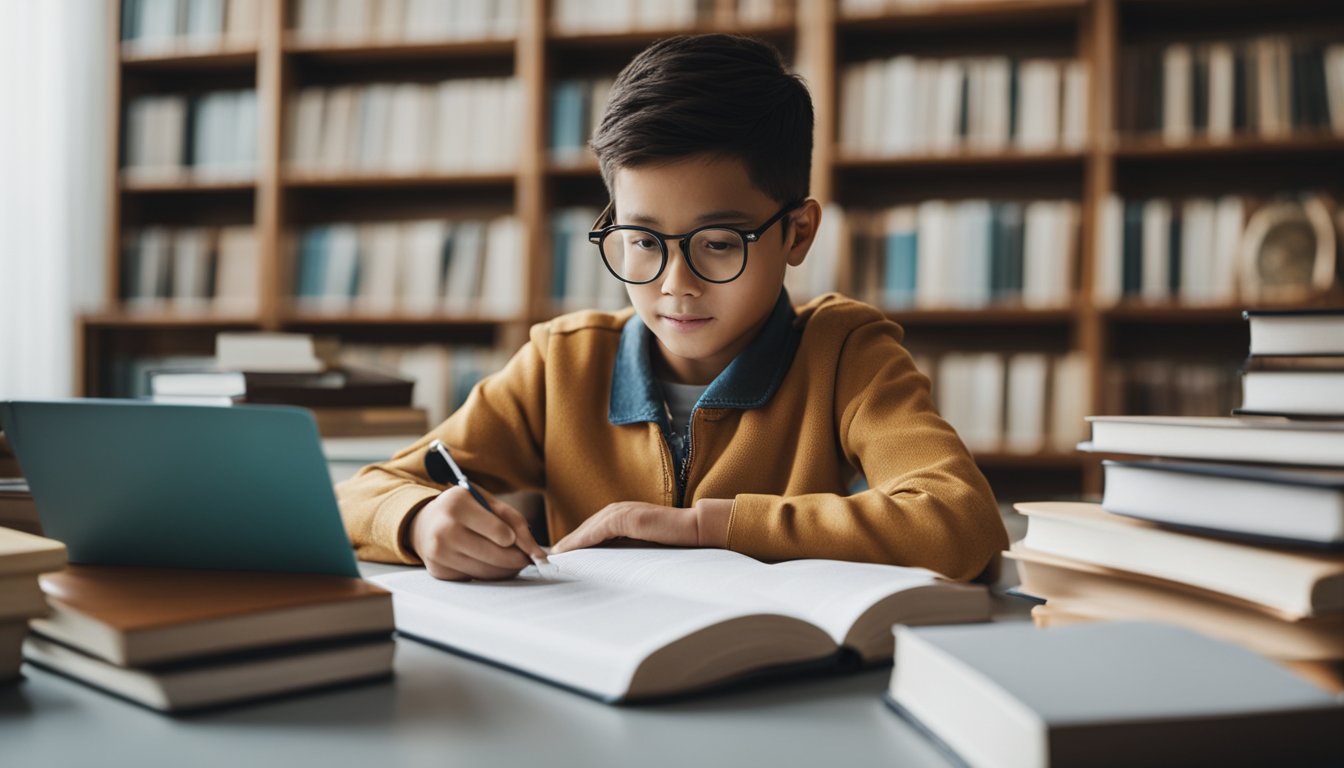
top-left (0, 1), bottom-right (112, 399)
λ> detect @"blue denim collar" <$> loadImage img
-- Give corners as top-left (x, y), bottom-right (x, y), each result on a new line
top-left (609, 290), bottom-right (800, 427)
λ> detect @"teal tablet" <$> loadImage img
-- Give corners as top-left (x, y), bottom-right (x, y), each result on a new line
top-left (0, 399), bottom-right (360, 578)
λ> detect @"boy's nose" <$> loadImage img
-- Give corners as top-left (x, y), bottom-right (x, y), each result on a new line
top-left (659, 243), bottom-right (704, 297)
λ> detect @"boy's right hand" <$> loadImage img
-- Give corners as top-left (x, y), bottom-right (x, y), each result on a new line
top-left (408, 486), bottom-right (546, 581)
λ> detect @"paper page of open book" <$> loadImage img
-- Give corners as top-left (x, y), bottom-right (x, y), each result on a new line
top-left (538, 547), bottom-right (945, 645)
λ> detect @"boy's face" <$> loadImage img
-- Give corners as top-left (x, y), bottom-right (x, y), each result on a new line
top-left (608, 154), bottom-right (820, 385)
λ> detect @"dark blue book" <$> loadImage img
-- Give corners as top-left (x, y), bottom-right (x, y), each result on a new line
top-left (1121, 200), bottom-right (1144, 296)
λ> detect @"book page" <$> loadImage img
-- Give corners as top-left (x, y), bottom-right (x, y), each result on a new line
top-left (374, 567), bottom-right (782, 700)
top-left (543, 547), bottom-right (951, 644)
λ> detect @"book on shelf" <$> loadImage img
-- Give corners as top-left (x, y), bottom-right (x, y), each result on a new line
top-left (31, 565), bottom-right (394, 667)
top-left (292, 0), bottom-right (520, 44)
top-left (216, 331), bottom-right (339, 373)
top-left (1080, 415), bottom-right (1344, 467)
top-left (122, 0), bottom-right (260, 53)
top-left (551, 208), bottom-right (628, 313)
top-left (550, 0), bottom-right (791, 35)
top-left (1009, 547), bottom-right (1344, 663)
top-left (1013, 501), bottom-right (1344, 620)
top-left (151, 367), bottom-right (415, 409)
top-left (286, 78), bottom-right (520, 175)
top-left (120, 226), bottom-right (258, 315)
top-left (292, 216), bottom-right (524, 318)
top-left (884, 621), bottom-right (1344, 768)
top-left (1245, 309), bottom-right (1344, 356)
top-left (24, 633), bottom-right (395, 713)
top-left (123, 90), bottom-right (256, 183)
top-left (783, 202), bottom-right (844, 303)
top-left (1101, 460), bottom-right (1344, 548)
top-left (843, 199), bottom-right (1078, 311)
top-left (1101, 357), bottom-right (1239, 418)
top-left (840, 54), bottom-right (1086, 157)
top-left (341, 344), bottom-right (509, 426)
top-left (1122, 36), bottom-right (1343, 143)
top-left (924, 351), bottom-right (1088, 456)
top-left (549, 78), bottom-right (614, 166)
top-left (372, 546), bottom-right (990, 703)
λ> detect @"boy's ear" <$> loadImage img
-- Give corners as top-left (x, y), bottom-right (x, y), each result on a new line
top-left (785, 199), bottom-right (823, 268)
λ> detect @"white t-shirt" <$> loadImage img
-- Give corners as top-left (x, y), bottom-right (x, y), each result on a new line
top-left (660, 379), bottom-right (707, 441)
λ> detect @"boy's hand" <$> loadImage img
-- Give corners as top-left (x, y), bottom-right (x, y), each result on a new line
top-left (550, 498), bottom-right (732, 554)
top-left (409, 486), bottom-right (547, 581)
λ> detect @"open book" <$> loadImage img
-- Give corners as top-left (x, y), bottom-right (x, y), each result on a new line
top-left (372, 547), bottom-right (990, 702)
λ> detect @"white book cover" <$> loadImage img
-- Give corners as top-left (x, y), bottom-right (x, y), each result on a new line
top-left (355, 223), bottom-right (402, 314)
top-left (371, 0), bottom-right (407, 42)
top-left (914, 200), bottom-right (950, 308)
top-left (401, 220), bottom-right (449, 314)
top-left (443, 220), bottom-right (484, 312)
top-left (1178, 198), bottom-right (1217, 304)
top-left (1022, 201), bottom-right (1060, 308)
top-left (493, 0), bottom-right (520, 38)
top-left (1005, 353), bottom-right (1049, 454)
top-left (224, 0), bottom-right (261, 46)
top-left (317, 225), bottom-right (358, 313)
top-left (356, 84), bottom-right (394, 171)
top-left (183, 0), bottom-right (226, 50)
top-left (980, 57), bottom-right (1011, 151)
top-left (133, 228), bottom-right (172, 309)
top-left (320, 86), bottom-right (358, 172)
top-left (914, 59), bottom-right (940, 153)
top-left (213, 226), bottom-right (257, 314)
top-left (953, 200), bottom-right (992, 308)
top-left (295, 0), bottom-right (333, 41)
top-left (564, 208), bottom-right (600, 312)
top-left (1140, 198), bottom-right (1172, 300)
top-left (331, 0), bottom-right (372, 42)
top-left (289, 88), bottom-right (326, 170)
top-left (1048, 353), bottom-right (1089, 452)
top-left (1093, 195), bottom-right (1123, 306)
top-left (435, 81), bottom-right (470, 173)
top-left (1207, 42), bottom-right (1236, 140)
top-left (170, 228), bottom-right (213, 312)
top-left (1162, 44), bottom-right (1193, 144)
top-left (1016, 59), bottom-right (1060, 151)
top-left (1211, 196), bottom-right (1244, 302)
top-left (969, 353), bottom-right (1006, 453)
top-left (130, 0), bottom-right (180, 54)
top-left (838, 65), bottom-right (864, 153)
top-left (859, 59), bottom-right (886, 156)
top-left (930, 59), bottom-right (963, 153)
top-left (880, 57), bottom-right (919, 155)
top-left (1060, 60), bottom-right (1088, 150)
top-left (232, 90), bottom-right (257, 178)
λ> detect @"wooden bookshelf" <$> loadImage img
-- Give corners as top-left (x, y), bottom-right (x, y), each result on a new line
top-left (89, 0), bottom-right (1344, 500)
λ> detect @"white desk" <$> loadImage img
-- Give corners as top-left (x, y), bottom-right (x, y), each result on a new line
top-left (1, 559), bottom-right (1032, 768)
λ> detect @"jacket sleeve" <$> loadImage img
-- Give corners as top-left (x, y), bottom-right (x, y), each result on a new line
top-left (725, 319), bottom-right (1008, 581)
top-left (335, 326), bottom-right (549, 564)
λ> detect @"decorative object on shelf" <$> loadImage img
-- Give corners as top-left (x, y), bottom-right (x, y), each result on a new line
top-left (1238, 194), bottom-right (1337, 303)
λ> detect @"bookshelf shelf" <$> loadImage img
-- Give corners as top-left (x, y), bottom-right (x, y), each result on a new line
top-left (282, 172), bottom-right (516, 190)
top-left (282, 37), bottom-right (516, 63)
top-left (91, 0), bottom-right (1344, 500)
top-left (120, 47), bottom-right (257, 70)
top-left (119, 176), bottom-right (256, 193)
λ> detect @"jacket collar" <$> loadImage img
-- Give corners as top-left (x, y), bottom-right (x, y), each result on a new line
top-left (609, 290), bottom-right (800, 426)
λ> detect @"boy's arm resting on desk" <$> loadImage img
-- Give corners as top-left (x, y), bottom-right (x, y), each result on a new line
top-left (727, 319), bottom-right (1008, 582)
top-left (336, 330), bottom-right (549, 564)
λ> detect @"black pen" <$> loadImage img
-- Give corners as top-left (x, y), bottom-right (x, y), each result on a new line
top-left (428, 439), bottom-right (555, 573)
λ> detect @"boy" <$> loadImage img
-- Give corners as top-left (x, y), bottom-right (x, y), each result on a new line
top-left (337, 34), bottom-right (1008, 582)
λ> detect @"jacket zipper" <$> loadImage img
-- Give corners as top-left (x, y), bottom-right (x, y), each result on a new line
top-left (675, 411), bottom-right (697, 508)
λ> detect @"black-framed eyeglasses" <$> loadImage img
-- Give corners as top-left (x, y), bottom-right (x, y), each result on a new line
top-left (587, 199), bottom-right (804, 285)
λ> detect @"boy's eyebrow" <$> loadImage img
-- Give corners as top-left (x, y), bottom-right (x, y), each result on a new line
top-left (624, 210), bottom-right (755, 227)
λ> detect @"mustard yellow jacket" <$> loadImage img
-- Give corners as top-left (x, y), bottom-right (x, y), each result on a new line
top-left (336, 292), bottom-right (1007, 581)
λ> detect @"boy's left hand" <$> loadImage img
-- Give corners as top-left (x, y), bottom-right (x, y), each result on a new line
top-left (550, 498), bottom-right (732, 554)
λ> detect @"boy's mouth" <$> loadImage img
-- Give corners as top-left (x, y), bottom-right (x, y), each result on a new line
top-left (660, 313), bottom-right (712, 332)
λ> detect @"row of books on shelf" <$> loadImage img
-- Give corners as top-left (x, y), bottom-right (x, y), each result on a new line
top-left (286, 79), bottom-right (520, 176)
top-left (551, 0), bottom-right (792, 34)
top-left (293, 0), bottom-right (519, 43)
top-left (292, 216), bottom-right (524, 317)
top-left (1122, 36), bottom-right (1344, 143)
top-left (830, 200), bottom-right (1079, 311)
top-left (919, 351), bottom-right (1088, 456)
top-left (123, 91), bottom-right (257, 183)
top-left (120, 0), bottom-right (260, 54)
top-left (1094, 191), bottom-right (1339, 306)
top-left (551, 208), bottom-right (631, 313)
top-left (549, 78), bottom-right (614, 166)
top-left (1102, 358), bottom-right (1239, 421)
top-left (120, 226), bottom-right (257, 314)
top-left (840, 55), bottom-right (1087, 157)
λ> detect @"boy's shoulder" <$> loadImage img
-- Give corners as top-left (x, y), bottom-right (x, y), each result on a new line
top-left (794, 292), bottom-right (902, 342)
top-left (530, 307), bottom-right (635, 346)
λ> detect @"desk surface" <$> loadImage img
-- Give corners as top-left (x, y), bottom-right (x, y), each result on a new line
top-left (1, 556), bottom-right (1033, 767)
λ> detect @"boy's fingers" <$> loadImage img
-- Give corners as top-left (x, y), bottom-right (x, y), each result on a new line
top-left (446, 489), bottom-right (517, 548)
top-left (552, 514), bottom-right (611, 553)
top-left (439, 547), bottom-right (526, 581)
top-left (494, 503), bottom-right (547, 559)
top-left (452, 527), bottom-right (532, 571)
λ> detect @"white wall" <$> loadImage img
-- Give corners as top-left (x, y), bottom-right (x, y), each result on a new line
top-left (0, 0), bottom-right (112, 399)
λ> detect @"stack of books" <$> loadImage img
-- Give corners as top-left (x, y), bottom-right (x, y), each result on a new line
top-left (1010, 309), bottom-right (1344, 693)
top-left (148, 332), bottom-right (429, 440)
top-left (0, 434), bottom-right (38, 536)
top-left (23, 565), bottom-right (396, 712)
top-left (1, 529), bottom-right (66, 681)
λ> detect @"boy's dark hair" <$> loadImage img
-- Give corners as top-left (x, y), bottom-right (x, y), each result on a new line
top-left (590, 34), bottom-right (813, 206)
